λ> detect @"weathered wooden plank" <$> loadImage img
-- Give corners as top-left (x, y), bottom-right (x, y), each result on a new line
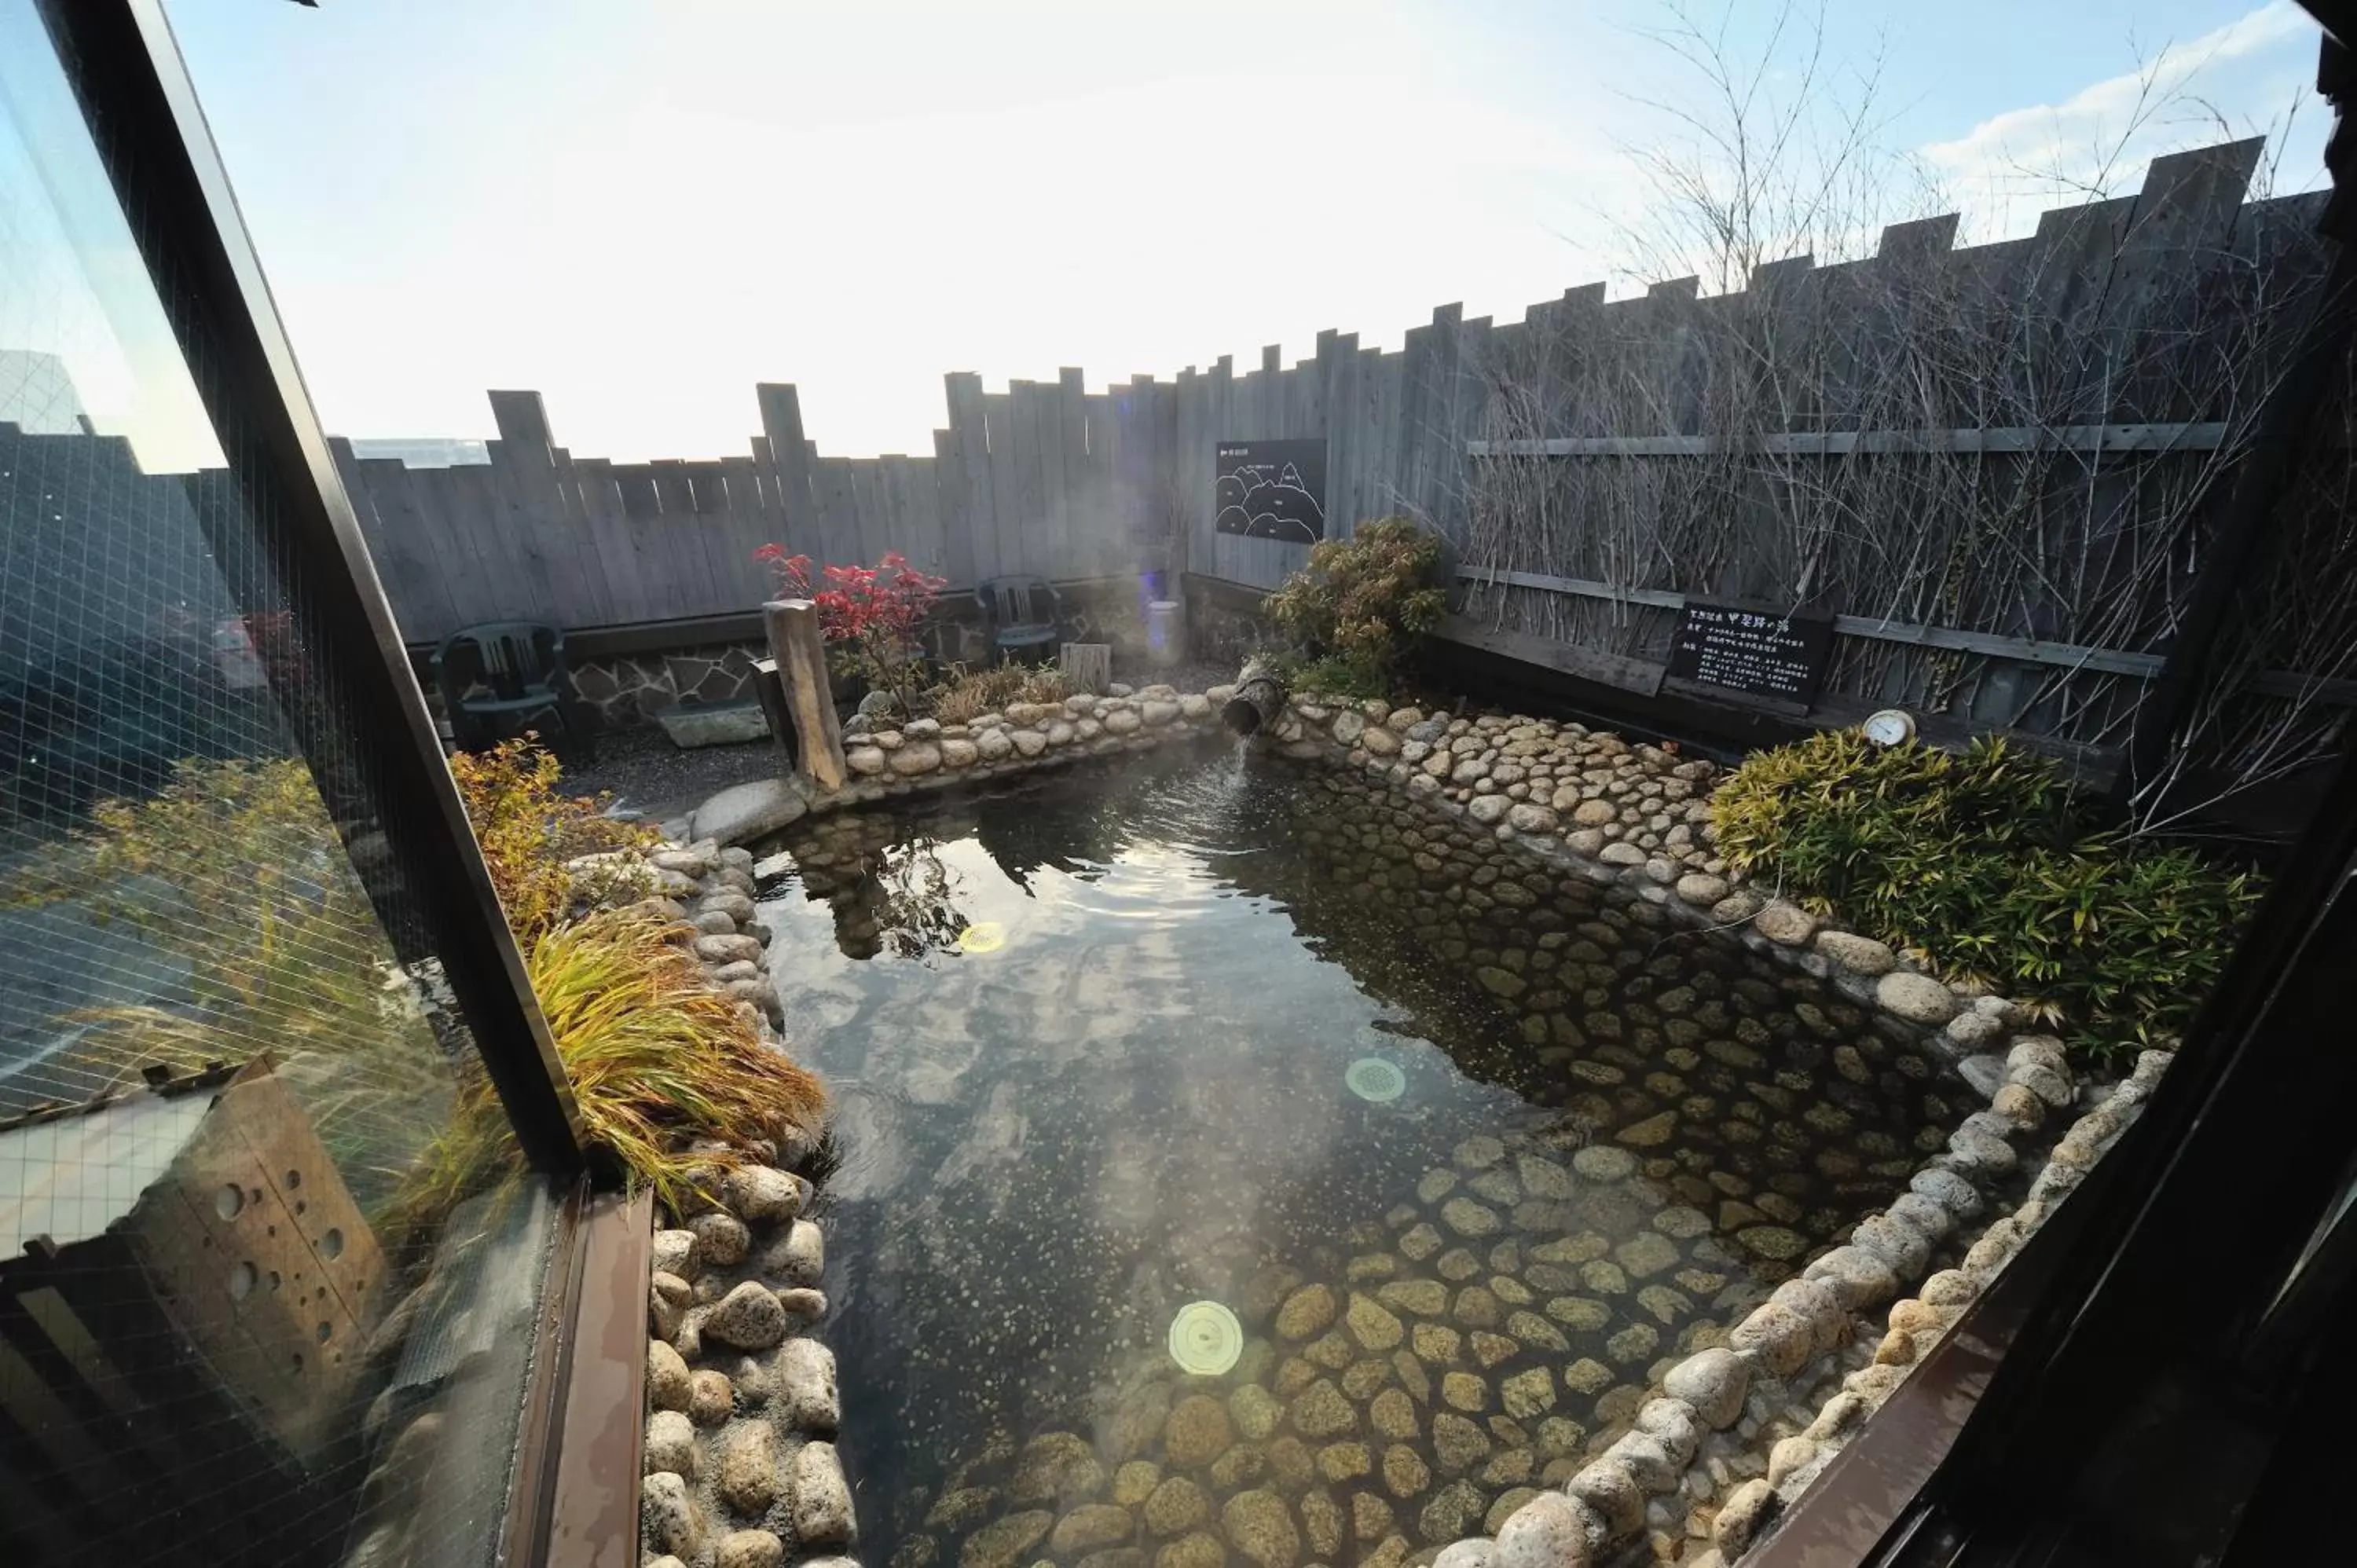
top-left (649, 460), bottom-right (732, 617)
top-left (1030, 375), bottom-right (1069, 577)
top-left (489, 438), bottom-right (609, 629)
top-left (451, 458), bottom-right (555, 623)
top-left (487, 389), bottom-right (555, 463)
top-left (632, 465), bottom-right (710, 621)
top-left (1306, 330), bottom-right (1338, 540)
top-left (1083, 390), bottom-right (1120, 576)
top-left (684, 460), bottom-right (730, 515)
top-left (886, 454), bottom-right (948, 582)
top-left (1439, 613), bottom-right (1666, 696)
top-left (1009, 379), bottom-right (1053, 579)
top-left (464, 443), bottom-right (566, 627)
top-left (757, 383), bottom-right (815, 548)
top-left (1412, 303), bottom-right (1464, 529)
top-left (1056, 368), bottom-right (1091, 574)
top-left (405, 464), bottom-right (509, 628)
top-left (717, 454), bottom-right (777, 606)
top-left (1325, 332), bottom-right (1359, 537)
top-left (1369, 345), bottom-right (1406, 524)
top-left (1342, 343), bottom-right (1379, 536)
top-left (867, 455), bottom-right (900, 575)
top-left (1202, 356), bottom-right (1230, 579)
top-left (348, 453), bottom-right (458, 641)
top-left (1442, 314), bottom-right (1490, 541)
top-left (1177, 367), bottom-right (1208, 580)
top-left (932, 425), bottom-right (977, 587)
top-left (486, 389), bottom-right (574, 619)
top-left (809, 458), bottom-right (862, 570)
top-left (845, 457), bottom-right (884, 565)
top-left (566, 457), bottom-right (652, 626)
top-left (944, 373), bottom-right (994, 586)
top-left (648, 460), bottom-right (696, 520)
top-left (983, 390), bottom-right (1021, 584)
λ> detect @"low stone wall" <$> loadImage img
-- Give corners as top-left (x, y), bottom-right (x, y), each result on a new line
top-left (572, 582), bottom-right (1160, 732)
top-left (1259, 694), bottom-right (2168, 1568)
top-left (630, 837), bottom-right (856, 1568)
top-left (676, 684), bottom-right (1230, 848)
top-left (572, 641), bottom-right (768, 729)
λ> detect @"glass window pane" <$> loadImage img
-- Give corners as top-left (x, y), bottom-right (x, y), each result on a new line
top-left (0, 5), bottom-right (556, 1565)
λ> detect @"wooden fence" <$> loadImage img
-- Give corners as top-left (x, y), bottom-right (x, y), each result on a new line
top-left (329, 338), bottom-right (1475, 648)
top-left (333, 137), bottom-right (2352, 807)
top-left (1446, 140), bottom-right (2355, 788)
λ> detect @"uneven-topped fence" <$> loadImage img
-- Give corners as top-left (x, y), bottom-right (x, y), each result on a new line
top-left (331, 334), bottom-right (1481, 646)
top-left (1458, 141), bottom-right (2353, 793)
top-left (328, 137), bottom-right (2352, 815)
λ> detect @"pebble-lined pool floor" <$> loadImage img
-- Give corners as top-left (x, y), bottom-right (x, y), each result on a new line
top-left (752, 751), bottom-right (1972, 1568)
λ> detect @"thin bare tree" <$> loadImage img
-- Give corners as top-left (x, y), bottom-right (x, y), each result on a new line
top-left (1451, 0), bottom-right (2347, 833)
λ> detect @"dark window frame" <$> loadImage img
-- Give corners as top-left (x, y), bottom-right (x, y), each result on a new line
top-left (35, 0), bottom-right (587, 1175)
top-left (18, 6), bottom-right (637, 1563)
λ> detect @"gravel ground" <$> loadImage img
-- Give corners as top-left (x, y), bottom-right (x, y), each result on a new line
top-left (561, 653), bottom-right (1252, 822)
top-left (559, 726), bottom-right (781, 824)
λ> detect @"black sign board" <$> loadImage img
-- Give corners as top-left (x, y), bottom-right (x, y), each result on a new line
top-left (1665, 602), bottom-right (1835, 707)
top-left (1215, 439), bottom-right (1327, 543)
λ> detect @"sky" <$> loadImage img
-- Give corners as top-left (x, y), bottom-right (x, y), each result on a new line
top-left (153, 0), bottom-right (2330, 462)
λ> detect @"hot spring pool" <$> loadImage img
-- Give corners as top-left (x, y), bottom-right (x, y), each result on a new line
top-left (750, 748), bottom-right (1972, 1568)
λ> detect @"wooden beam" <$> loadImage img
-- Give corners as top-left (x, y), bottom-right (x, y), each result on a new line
top-left (1455, 569), bottom-right (2357, 709)
top-left (538, 1188), bottom-right (652, 1568)
top-left (1437, 614), bottom-right (1666, 697)
top-left (764, 599), bottom-right (846, 791)
top-left (1059, 642), bottom-right (1111, 695)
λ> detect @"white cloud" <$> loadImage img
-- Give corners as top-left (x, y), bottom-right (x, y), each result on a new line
top-left (1920, 1), bottom-right (2322, 240)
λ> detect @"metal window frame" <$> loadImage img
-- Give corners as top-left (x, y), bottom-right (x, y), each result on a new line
top-left (18, 9), bottom-right (647, 1564)
top-left (33, 0), bottom-right (587, 1174)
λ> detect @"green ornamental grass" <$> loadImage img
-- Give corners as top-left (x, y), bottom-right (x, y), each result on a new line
top-left (1710, 731), bottom-right (2260, 1060)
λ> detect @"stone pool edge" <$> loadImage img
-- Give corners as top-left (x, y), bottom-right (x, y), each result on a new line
top-left (636, 680), bottom-right (1241, 1566)
top-left (668, 685), bottom-right (1230, 848)
top-left (1258, 694), bottom-right (2172, 1568)
top-left (622, 835), bottom-right (856, 1568)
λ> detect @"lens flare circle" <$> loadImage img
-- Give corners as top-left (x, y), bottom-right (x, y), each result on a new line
top-left (1168, 1300), bottom-right (1243, 1376)
top-left (956, 921), bottom-right (1007, 954)
top-left (1345, 1057), bottom-right (1407, 1103)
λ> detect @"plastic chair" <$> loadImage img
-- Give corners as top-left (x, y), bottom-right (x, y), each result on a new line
top-left (973, 577), bottom-right (1063, 665)
top-left (434, 621), bottom-right (592, 761)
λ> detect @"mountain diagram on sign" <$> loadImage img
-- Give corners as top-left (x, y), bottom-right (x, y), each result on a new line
top-left (1215, 457), bottom-right (1325, 543)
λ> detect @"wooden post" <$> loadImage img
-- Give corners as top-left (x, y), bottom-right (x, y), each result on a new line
top-left (1223, 658), bottom-right (1287, 735)
top-left (1060, 642), bottom-right (1112, 695)
top-left (765, 599), bottom-right (846, 791)
top-left (751, 655), bottom-right (799, 768)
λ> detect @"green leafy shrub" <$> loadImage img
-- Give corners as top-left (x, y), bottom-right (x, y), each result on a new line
top-left (1265, 649), bottom-right (1391, 701)
top-left (1710, 730), bottom-right (2261, 1059)
top-left (1262, 516), bottom-right (1447, 690)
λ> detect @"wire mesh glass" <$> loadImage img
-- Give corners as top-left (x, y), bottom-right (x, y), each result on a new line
top-left (0, 5), bottom-right (555, 1565)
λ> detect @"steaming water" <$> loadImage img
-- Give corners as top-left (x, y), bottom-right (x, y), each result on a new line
top-left (753, 747), bottom-right (1968, 1564)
